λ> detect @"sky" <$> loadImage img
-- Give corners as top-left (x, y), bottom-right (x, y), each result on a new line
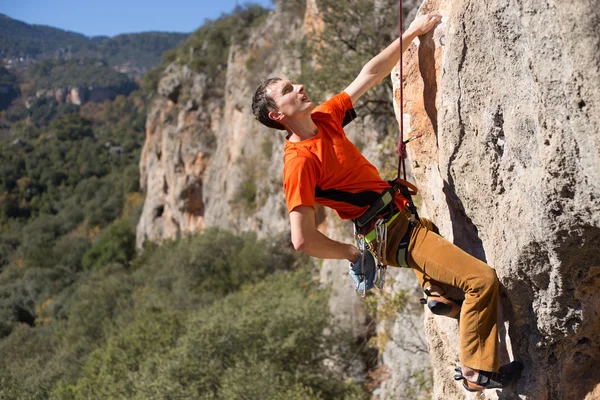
top-left (2, 0), bottom-right (275, 37)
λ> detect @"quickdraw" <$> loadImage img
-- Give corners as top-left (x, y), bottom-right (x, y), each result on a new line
top-left (353, 222), bottom-right (387, 298)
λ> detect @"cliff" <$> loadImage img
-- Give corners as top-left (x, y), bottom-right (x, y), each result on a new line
top-left (395, 0), bottom-right (600, 399)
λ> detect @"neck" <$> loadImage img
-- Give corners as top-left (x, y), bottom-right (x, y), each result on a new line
top-left (285, 114), bottom-right (318, 142)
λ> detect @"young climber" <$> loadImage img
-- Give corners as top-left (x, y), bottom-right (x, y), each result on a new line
top-left (251, 14), bottom-right (521, 393)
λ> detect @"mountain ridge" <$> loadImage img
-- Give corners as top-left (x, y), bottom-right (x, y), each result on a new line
top-left (0, 13), bottom-right (189, 72)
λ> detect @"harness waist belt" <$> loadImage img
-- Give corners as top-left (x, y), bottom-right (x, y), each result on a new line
top-left (354, 186), bottom-right (397, 229)
top-left (365, 211), bottom-right (400, 243)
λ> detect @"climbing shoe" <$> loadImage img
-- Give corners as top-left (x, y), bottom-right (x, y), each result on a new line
top-left (420, 285), bottom-right (462, 319)
top-left (453, 361), bottom-right (524, 392)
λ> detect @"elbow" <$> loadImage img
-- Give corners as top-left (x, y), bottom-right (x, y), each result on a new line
top-left (292, 236), bottom-right (307, 252)
top-left (291, 233), bottom-right (311, 253)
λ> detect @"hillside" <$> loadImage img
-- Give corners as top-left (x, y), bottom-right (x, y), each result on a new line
top-left (0, 13), bottom-right (190, 114)
top-left (0, 13), bottom-right (188, 73)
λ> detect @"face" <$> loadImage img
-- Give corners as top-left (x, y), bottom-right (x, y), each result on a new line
top-left (267, 79), bottom-right (314, 125)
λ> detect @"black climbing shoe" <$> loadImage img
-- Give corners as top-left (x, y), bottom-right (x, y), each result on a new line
top-left (420, 285), bottom-right (462, 319)
top-left (454, 361), bottom-right (524, 392)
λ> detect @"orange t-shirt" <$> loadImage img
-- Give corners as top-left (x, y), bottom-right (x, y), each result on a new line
top-left (283, 91), bottom-right (407, 220)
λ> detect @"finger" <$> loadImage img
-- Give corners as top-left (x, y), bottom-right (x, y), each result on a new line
top-left (427, 15), bottom-right (442, 24)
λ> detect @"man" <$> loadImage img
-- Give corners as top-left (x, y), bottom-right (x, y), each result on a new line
top-left (251, 14), bottom-right (521, 393)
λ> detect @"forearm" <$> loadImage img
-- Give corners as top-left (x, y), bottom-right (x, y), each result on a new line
top-left (361, 27), bottom-right (418, 80)
top-left (299, 229), bottom-right (361, 262)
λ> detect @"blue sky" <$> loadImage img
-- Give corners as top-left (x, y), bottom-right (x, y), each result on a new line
top-left (2, 0), bottom-right (275, 37)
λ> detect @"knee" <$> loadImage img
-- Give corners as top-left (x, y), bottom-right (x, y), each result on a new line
top-left (468, 265), bottom-right (499, 296)
top-left (481, 266), bottom-right (499, 294)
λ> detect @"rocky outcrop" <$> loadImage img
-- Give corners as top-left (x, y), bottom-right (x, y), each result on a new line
top-left (395, 0), bottom-right (600, 399)
top-left (69, 87), bottom-right (86, 105)
top-left (54, 87), bottom-right (67, 103)
top-left (34, 86), bottom-right (122, 106)
top-left (136, 64), bottom-right (216, 245)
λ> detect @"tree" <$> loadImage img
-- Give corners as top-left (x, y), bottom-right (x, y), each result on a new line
top-left (81, 219), bottom-right (136, 270)
top-left (297, 0), bottom-right (418, 132)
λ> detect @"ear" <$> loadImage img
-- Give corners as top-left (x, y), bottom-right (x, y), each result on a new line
top-left (268, 110), bottom-right (284, 123)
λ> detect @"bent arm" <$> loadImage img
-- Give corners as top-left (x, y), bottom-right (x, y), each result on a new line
top-left (344, 14), bottom-right (441, 105)
top-left (290, 206), bottom-right (360, 262)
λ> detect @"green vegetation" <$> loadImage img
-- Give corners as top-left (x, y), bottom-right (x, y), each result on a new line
top-left (0, 218), bottom-right (368, 399)
top-left (26, 58), bottom-right (137, 92)
top-left (85, 32), bottom-right (190, 69)
top-left (0, 13), bottom-right (89, 59)
top-left (181, 4), bottom-right (269, 74)
top-left (0, 66), bottom-right (19, 110)
top-left (0, 103), bottom-right (143, 226)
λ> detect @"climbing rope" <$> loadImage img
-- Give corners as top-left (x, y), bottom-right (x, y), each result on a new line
top-left (396, 0), bottom-right (421, 226)
top-left (397, 0), bottom-right (407, 181)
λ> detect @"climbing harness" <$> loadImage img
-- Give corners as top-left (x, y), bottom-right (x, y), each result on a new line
top-left (351, 0), bottom-right (423, 296)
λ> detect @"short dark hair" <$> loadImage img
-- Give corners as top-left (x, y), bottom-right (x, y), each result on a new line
top-left (252, 77), bottom-right (285, 130)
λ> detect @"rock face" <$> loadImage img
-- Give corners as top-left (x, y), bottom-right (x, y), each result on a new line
top-left (137, 64), bottom-right (216, 245)
top-left (395, 0), bottom-right (600, 399)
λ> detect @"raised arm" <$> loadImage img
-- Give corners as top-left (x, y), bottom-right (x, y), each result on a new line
top-left (344, 14), bottom-right (442, 105)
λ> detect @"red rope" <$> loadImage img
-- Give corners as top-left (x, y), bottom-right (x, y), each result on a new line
top-left (397, 0), bottom-right (406, 181)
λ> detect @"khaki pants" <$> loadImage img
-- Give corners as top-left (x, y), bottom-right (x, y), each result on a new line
top-left (382, 208), bottom-right (500, 372)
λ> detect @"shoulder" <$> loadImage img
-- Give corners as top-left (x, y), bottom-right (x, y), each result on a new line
top-left (283, 144), bottom-right (321, 178)
top-left (313, 91), bottom-right (353, 115)
top-left (312, 91), bottom-right (356, 127)
top-left (284, 150), bottom-right (318, 170)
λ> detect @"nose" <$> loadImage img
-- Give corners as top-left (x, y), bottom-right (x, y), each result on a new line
top-left (296, 84), bottom-right (304, 94)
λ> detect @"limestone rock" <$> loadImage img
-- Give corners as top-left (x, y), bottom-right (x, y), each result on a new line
top-left (394, 0), bottom-right (600, 399)
top-left (69, 87), bottom-right (87, 105)
top-left (136, 83), bottom-right (215, 247)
